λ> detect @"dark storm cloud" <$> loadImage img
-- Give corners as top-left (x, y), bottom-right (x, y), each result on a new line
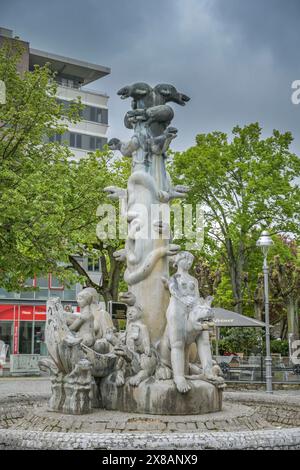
top-left (1, 0), bottom-right (300, 151)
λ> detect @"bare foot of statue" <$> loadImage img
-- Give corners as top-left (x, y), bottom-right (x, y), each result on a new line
top-left (174, 376), bottom-right (191, 394)
top-left (204, 373), bottom-right (226, 388)
top-left (129, 371), bottom-right (146, 387)
top-left (155, 365), bottom-right (172, 380)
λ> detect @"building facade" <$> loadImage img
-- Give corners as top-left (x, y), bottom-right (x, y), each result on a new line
top-left (0, 27), bottom-right (110, 358)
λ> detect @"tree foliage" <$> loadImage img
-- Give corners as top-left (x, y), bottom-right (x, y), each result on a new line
top-left (0, 40), bottom-right (130, 302)
top-left (172, 123), bottom-right (300, 314)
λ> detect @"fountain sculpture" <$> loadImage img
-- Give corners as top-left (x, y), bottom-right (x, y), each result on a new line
top-left (40, 83), bottom-right (225, 415)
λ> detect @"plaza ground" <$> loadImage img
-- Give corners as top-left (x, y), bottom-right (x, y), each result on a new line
top-left (1, 376), bottom-right (300, 399)
top-left (0, 377), bottom-right (300, 449)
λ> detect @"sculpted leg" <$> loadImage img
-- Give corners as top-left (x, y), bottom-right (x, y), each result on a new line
top-left (197, 330), bottom-right (213, 376)
top-left (171, 341), bottom-right (191, 393)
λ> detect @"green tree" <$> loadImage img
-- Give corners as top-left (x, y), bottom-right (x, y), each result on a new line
top-left (269, 251), bottom-right (300, 339)
top-left (0, 40), bottom-right (130, 303)
top-left (172, 123), bottom-right (300, 313)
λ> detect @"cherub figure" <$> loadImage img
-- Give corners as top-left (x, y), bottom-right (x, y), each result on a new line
top-left (106, 303), bottom-right (157, 387)
top-left (67, 288), bottom-right (96, 347)
top-left (125, 304), bottom-right (157, 386)
top-left (65, 287), bottom-right (114, 350)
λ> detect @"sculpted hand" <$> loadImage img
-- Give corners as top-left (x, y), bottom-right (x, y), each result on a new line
top-left (161, 276), bottom-right (169, 290)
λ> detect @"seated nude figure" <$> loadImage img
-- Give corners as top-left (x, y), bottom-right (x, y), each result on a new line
top-left (65, 287), bottom-right (113, 350)
top-left (159, 251), bottom-right (223, 393)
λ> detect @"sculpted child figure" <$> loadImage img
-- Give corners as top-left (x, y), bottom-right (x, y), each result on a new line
top-left (159, 251), bottom-right (220, 393)
top-left (126, 304), bottom-right (157, 386)
top-left (66, 287), bottom-right (114, 350)
top-left (108, 303), bottom-right (156, 387)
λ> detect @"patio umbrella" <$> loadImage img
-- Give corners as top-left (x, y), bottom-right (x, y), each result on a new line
top-left (211, 307), bottom-right (267, 356)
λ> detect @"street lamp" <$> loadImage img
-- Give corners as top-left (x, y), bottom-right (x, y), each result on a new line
top-left (257, 230), bottom-right (273, 393)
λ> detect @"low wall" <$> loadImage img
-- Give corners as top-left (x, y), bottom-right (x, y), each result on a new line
top-left (0, 428), bottom-right (299, 450)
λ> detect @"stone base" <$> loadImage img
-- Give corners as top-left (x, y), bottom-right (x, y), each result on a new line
top-left (98, 375), bottom-right (222, 415)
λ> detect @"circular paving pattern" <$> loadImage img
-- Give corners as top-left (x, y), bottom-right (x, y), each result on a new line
top-left (0, 382), bottom-right (300, 449)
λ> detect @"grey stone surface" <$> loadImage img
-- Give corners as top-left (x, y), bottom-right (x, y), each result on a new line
top-left (99, 377), bottom-right (222, 415)
top-left (1, 381), bottom-right (300, 449)
top-left (0, 428), bottom-right (300, 450)
top-left (40, 84), bottom-right (224, 415)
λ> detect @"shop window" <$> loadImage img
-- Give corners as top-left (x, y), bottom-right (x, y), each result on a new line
top-left (0, 321), bottom-right (13, 358)
top-left (19, 322), bottom-right (33, 354)
top-left (33, 322), bottom-right (47, 356)
top-left (19, 321), bottom-right (47, 355)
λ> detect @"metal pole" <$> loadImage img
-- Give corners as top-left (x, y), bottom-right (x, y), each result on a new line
top-left (263, 256), bottom-right (273, 393)
top-left (31, 307), bottom-right (35, 355)
top-left (215, 327), bottom-right (219, 357)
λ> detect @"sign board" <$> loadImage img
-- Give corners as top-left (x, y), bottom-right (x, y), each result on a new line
top-left (10, 354), bottom-right (41, 375)
top-left (108, 301), bottom-right (127, 320)
top-left (108, 301), bottom-right (127, 330)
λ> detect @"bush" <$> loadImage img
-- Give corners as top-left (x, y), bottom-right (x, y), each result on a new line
top-left (270, 339), bottom-right (289, 356)
top-left (216, 327), bottom-right (262, 356)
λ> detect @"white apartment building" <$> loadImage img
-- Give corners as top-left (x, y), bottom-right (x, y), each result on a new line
top-left (29, 48), bottom-right (110, 161)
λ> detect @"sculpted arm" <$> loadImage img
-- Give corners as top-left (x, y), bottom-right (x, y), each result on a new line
top-left (68, 311), bottom-right (90, 332)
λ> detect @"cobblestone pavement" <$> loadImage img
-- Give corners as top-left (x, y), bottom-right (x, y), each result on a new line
top-left (4, 402), bottom-right (271, 434)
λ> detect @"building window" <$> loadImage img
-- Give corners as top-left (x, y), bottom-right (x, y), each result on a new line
top-left (70, 132), bottom-right (82, 149)
top-left (35, 276), bottom-right (49, 300)
top-left (47, 131), bottom-right (107, 151)
top-left (0, 321), bottom-right (13, 358)
top-left (19, 322), bottom-right (33, 354)
top-left (33, 322), bottom-right (47, 356)
top-left (81, 105), bottom-right (108, 124)
top-left (49, 274), bottom-right (64, 290)
top-left (88, 258), bottom-right (100, 272)
top-left (49, 133), bottom-right (62, 143)
top-left (18, 321), bottom-right (47, 356)
top-left (63, 286), bottom-right (77, 301)
top-left (57, 99), bottom-right (108, 125)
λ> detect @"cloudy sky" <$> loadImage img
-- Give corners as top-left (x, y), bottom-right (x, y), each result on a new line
top-left (2, 0), bottom-right (300, 151)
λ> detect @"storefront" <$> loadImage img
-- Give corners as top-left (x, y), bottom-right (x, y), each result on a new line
top-left (0, 304), bottom-right (47, 357)
top-left (0, 275), bottom-right (80, 360)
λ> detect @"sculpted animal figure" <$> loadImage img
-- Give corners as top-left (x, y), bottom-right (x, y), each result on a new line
top-left (158, 252), bottom-right (219, 393)
top-left (153, 84), bottom-right (190, 106)
top-left (117, 82), bottom-right (153, 110)
top-left (117, 82), bottom-right (190, 109)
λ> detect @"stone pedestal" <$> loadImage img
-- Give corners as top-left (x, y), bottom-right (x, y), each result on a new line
top-left (99, 375), bottom-right (222, 415)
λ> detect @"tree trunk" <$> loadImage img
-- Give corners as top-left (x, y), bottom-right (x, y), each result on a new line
top-left (225, 238), bottom-right (243, 313)
top-left (287, 296), bottom-right (299, 339)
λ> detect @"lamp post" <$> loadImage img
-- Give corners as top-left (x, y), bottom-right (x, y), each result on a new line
top-left (257, 230), bottom-right (273, 393)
